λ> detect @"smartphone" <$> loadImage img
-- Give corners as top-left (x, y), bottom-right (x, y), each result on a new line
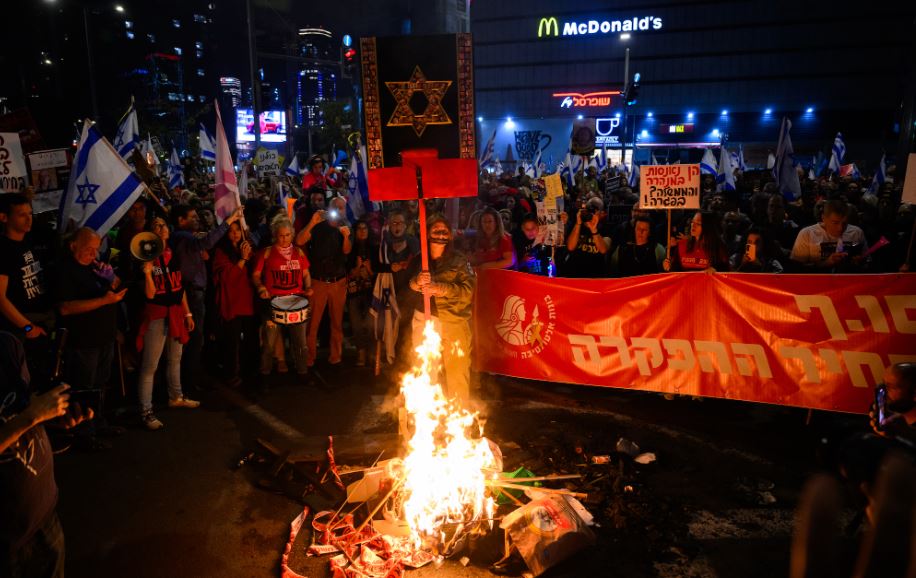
top-left (328, 209), bottom-right (340, 221)
top-left (745, 242), bottom-right (757, 262)
top-left (875, 385), bottom-right (887, 428)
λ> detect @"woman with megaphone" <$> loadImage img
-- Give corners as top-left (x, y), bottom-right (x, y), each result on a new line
top-left (134, 216), bottom-right (200, 431)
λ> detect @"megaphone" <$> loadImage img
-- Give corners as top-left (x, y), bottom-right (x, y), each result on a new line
top-left (130, 232), bottom-right (164, 262)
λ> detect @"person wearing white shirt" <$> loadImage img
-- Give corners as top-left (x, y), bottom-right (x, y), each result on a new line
top-left (790, 199), bottom-right (868, 271)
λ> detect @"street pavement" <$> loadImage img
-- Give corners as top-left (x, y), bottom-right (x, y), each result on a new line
top-left (54, 357), bottom-right (866, 578)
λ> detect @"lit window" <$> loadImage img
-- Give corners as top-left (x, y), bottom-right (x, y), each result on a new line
top-left (126, 31), bottom-right (135, 39)
top-left (168, 92), bottom-right (179, 101)
top-left (174, 47), bottom-right (182, 55)
top-left (196, 50), bottom-right (203, 59)
top-left (195, 41), bottom-right (203, 49)
top-left (197, 69), bottom-right (205, 77)
top-left (193, 14), bottom-right (207, 23)
top-left (199, 95), bottom-right (206, 103)
top-left (147, 33), bottom-right (156, 43)
top-left (187, 95), bottom-right (194, 102)
top-left (172, 19), bottom-right (181, 28)
top-left (125, 20), bottom-right (133, 29)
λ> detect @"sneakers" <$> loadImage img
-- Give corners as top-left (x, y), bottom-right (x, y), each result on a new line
top-left (168, 396), bottom-right (201, 409)
top-left (142, 412), bottom-right (164, 431)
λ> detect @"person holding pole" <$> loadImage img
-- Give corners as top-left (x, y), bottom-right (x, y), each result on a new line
top-left (408, 215), bottom-right (476, 405)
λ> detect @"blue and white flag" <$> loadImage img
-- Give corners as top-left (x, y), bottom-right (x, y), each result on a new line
top-left (735, 143), bottom-right (747, 171)
top-left (347, 144), bottom-right (372, 219)
top-left (627, 163), bottom-right (640, 188)
top-left (650, 153), bottom-right (660, 166)
top-left (868, 153), bottom-right (887, 195)
top-left (493, 157), bottom-right (503, 175)
top-left (532, 148), bottom-right (543, 178)
top-left (827, 132), bottom-right (846, 173)
top-left (277, 180), bottom-right (289, 208)
top-left (478, 129), bottom-right (497, 168)
top-left (716, 145), bottom-right (736, 192)
top-left (561, 150), bottom-right (574, 188)
top-left (60, 120), bottom-right (147, 236)
top-left (596, 146), bottom-right (608, 171)
top-left (168, 148), bottom-right (184, 189)
top-left (199, 124), bottom-right (216, 161)
top-left (700, 148), bottom-right (718, 175)
top-left (773, 117), bottom-right (801, 200)
top-left (286, 154), bottom-right (303, 177)
top-left (112, 99), bottom-right (139, 161)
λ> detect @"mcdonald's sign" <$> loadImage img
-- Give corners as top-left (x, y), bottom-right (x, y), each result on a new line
top-left (537, 17), bottom-right (559, 37)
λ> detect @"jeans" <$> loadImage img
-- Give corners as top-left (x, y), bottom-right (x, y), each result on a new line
top-left (260, 318), bottom-right (308, 375)
top-left (137, 318), bottom-right (184, 413)
top-left (221, 315), bottom-right (257, 379)
top-left (307, 279), bottom-right (347, 365)
top-left (0, 511), bottom-right (65, 578)
top-left (180, 288), bottom-right (205, 387)
top-left (63, 344), bottom-right (114, 436)
top-left (347, 293), bottom-right (375, 351)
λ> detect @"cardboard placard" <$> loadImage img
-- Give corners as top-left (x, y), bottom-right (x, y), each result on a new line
top-left (255, 147), bottom-right (282, 176)
top-left (639, 164), bottom-right (700, 209)
top-left (0, 133), bottom-right (28, 193)
top-left (903, 153), bottom-right (916, 205)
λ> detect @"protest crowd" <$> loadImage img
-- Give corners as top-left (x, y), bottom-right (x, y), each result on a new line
top-left (2, 122), bottom-right (916, 575)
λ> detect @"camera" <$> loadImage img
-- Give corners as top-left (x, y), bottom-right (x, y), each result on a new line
top-left (578, 202), bottom-right (594, 224)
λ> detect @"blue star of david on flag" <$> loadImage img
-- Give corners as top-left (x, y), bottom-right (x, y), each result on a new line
top-left (75, 176), bottom-right (100, 206)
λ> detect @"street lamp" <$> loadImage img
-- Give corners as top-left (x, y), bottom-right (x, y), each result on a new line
top-left (114, 4), bottom-right (125, 13)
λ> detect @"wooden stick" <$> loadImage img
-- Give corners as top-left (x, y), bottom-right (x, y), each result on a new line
top-left (487, 474), bottom-right (581, 483)
top-left (374, 340), bottom-right (382, 376)
top-left (116, 341), bottom-right (126, 397)
top-left (487, 481), bottom-right (587, 499)
top-left (666, 209), bottom-right (672, 260)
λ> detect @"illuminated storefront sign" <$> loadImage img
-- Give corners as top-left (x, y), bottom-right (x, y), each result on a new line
top-left (661, 123), bottom-right (694, 134)
top-left (596, 117), bottom-right (621, 146)
top-left (537, 16), bottom-right (664, 38)
top-left (553, 91), bottom-right (620, 108)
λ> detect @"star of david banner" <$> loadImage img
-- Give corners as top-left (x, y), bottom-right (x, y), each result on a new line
top-left (360, 33), bottom-right (477, 200)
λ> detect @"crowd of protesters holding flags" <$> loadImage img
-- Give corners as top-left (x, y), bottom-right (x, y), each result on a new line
top-left (2, 123), bottom-right (916, 574)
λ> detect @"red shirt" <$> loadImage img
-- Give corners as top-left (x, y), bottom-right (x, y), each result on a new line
top-left (253, 246), bottom-right (310, 297)
top-left (677, 238), bottom-right (711, 270)
top-left (473, 234), bottom-right (513, 266)
top-left (212, 247), bottom-right (255, 320)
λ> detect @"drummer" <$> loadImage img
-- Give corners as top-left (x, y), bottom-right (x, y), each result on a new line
top-left (252, 215), bottom-right (313, 381)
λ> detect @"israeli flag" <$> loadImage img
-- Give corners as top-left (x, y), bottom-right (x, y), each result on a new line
top-left (735, 143), bottom-right (747, 171)
top-left (766, 152), bottom-right (776, 170)
top-left (773, 117), bottom-right (801, 200)
top-left (493, 157), bottom-right (503, 175)
top-left (478, 129), bottom-right (497, 168)
top-left (868, 153), bottom-right (887, 195)
top-left (199, 124), bottom-right (216, 161)
top-left (286, 153), bottom-right (303, 177)
top-left (700, 148), bottom-right (718, 176)
top-left (532, 148), bottom-right (543, 178)
top-left (561, 150), bottom-right (574, 188)
top-left (141, 134), bottom-right (160, 170)
top-left (627, 162), bottom-right (639, 188)
top-left (596, 146), bottom-right (607, 171)
top-left (112, 99), bottom-right (139, 161)
top-left (60, 120), bottom-right (147, 236)
top-left (168, 148), bottom-right (184, 189)
top-left (827, 132), bottom-right (846, 173)
top-left (277, 180), bottom-right (289, 208)
top-left (347, 144), bottom-right (373, 219)
top-left (716, 145), bottom-right (736, 192)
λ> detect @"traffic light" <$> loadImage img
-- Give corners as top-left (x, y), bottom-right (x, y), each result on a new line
top-left (342, 45), bottom-right (357, 79)
top-left (625, 72), bottom-right (640, 106)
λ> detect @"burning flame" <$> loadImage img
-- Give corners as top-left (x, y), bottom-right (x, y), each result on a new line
top-left (398, 321), bottom-right (496, 550)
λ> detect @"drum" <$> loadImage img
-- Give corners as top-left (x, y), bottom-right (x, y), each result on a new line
top-left (270, 295), bottom-right (310, 325)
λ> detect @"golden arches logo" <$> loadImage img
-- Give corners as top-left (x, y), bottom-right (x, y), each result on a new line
top-left (537, 17), bottom-right (559, 37)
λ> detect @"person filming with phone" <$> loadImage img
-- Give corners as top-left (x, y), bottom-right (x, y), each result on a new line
top-left (870, 362), bottom-right (916, 448)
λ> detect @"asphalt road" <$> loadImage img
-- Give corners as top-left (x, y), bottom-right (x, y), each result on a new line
top-left (54, 356), bottom-right (867, 578)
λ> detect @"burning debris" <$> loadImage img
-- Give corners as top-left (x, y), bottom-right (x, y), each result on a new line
top-left (253, 321), bottom-right (678, 577)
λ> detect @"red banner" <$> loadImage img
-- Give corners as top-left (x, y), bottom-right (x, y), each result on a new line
top-left (474, 270), bottom-right (916, 414)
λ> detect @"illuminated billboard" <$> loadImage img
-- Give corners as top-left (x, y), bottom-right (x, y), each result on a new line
top-left (236, 109), bottom-right (287, 143)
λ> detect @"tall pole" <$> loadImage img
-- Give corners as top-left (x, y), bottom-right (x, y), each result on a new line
top-left (246, 0), bottom-right (261, 152)
top-left (82, 7), bottom-right (99, 122)
top-left (621, 47), bottom-right (630, 168)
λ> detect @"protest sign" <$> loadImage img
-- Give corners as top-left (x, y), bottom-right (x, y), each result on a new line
top-left (543, 173), bottom-right (563, 209)
top-left (0, 133), bottom-right (28, 194)
top-left (27, 148), bottom-right (71, 213)
top-left (639, 164), bottom-right (700, 210)
top-left (255, 147), bottom-right (282, 176)
top-left (903, 153), bottom-right (916, 205)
